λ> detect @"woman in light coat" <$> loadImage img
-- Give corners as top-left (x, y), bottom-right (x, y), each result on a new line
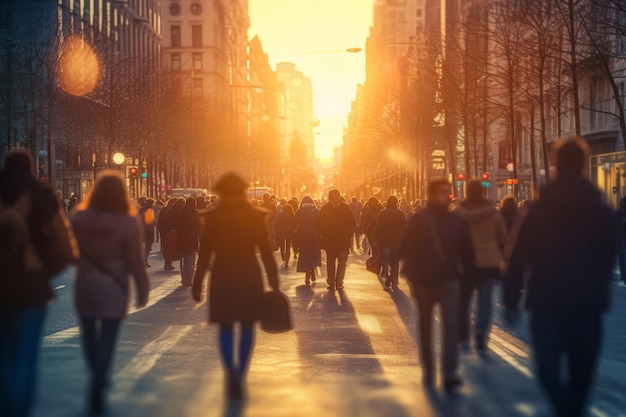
top-left (72, 171), bottom-right (150, 415)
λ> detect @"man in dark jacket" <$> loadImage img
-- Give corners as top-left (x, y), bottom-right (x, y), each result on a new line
top-left (349, 197), bottom-right (363, 251)
top-left (374, 196), bottom-right (406, 291)
top-left (399, 178), bottom-right (474, 393)
top-left (504, 139), bottom-right (619, 417)
top-left (316, 189), bottom-right (357, 290)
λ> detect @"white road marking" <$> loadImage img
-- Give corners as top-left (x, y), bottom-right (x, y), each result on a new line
top-left (43, 277), bottom-right (182, 345)
top-left (110, 325), bottom-right (193, 401)
top-left (54, 285), bottom-right (66, 290)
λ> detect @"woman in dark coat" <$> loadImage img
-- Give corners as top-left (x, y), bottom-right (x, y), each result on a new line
top-left (192, 173), bottom-right (279, 399)
top-left (176, 197), bottom-right (199, 287)
top-left (274, 205), bottom-right (295, 269)
top-left (292, 196), bottom-right (321, 286)
top-left (500, 194), bottom-right (518, 231)
top-left (361, 197), bottom-right (384, 256)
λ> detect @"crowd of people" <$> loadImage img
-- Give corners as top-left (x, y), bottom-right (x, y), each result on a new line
top-left (0, 138), bottom-right (622, 417)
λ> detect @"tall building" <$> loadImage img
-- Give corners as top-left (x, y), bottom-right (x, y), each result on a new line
top-left (276, 62), bottom-right (315, 169)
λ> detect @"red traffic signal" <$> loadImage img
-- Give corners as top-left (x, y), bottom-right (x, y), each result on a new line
top-left (129, 167), bottom-right (138, 177)
top-left (481, 172), bottom-right (490, 181)
top-left (457, 173), bottom-right (466, 181)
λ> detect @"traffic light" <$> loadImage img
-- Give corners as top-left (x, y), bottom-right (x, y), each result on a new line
top-left (457, 173), bottom-right (466, 181)
top-left (481, 173), bottom-right (490, 181)
top-left (39, 163), bottom-right (45, 176)
top-left (129, 167), bottom-right (138, 177)
top-left (141, 168), bottom-right (148, 179)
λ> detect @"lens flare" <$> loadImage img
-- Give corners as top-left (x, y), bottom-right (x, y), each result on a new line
top-left (57, 36), bottom-right (100, 97)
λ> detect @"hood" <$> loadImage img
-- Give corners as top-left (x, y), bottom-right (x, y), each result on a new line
top-left (456, 202), bottom-right (497, 225)
top-left (72, 209), bottom-right (137, 240)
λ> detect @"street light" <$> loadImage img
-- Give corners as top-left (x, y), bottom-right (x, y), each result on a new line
top-left (112, 152), bottom-right (125, 165)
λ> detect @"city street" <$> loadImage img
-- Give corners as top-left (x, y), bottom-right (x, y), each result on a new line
top-left (34, 252), bottom-right (626, 417)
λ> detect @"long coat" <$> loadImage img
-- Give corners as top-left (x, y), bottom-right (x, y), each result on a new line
top-left (72, 210), bottom-right (150, 319)
top-left (193, 198), bottom-right (279, 324)
top-left (293, 205), bottom-right (321, 272)
top-left (176, 207), bottom-right (199, 254)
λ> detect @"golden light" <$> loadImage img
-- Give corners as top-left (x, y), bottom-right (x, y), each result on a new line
top-left (112, 152), bottom-right (126, 166)
top-left (57, 36), bottom-right (100, 97)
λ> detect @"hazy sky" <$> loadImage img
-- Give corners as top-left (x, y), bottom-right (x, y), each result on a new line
top-left (249, 0), bottom-right (374, 160)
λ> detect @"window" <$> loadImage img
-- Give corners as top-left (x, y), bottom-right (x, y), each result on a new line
top-left (193, 53), bottom-right (202, 71)
top-left (171, 25), bottom-right (181, 48)
top-left (171, 53), bottom-right (181, 71)
top-left (193, 78), bottom-right (203, 97)
top-left (192, 25), bottom-right (202, 47)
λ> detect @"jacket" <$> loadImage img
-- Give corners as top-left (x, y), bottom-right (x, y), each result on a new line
top-left (504, 176), bottom-right (619, 313)
top-left (374, 206), bottom-right (406, 249)
top-left (316, 202), bottom-right (357, 251)
top-left (176, 207), bottom-right (199, 254)
top-left (72, 210), bottom-right (150, 319)
top-left (400, 205), bottom-right (475, 287)
top-left (455, 200), bottom-right (506, 269)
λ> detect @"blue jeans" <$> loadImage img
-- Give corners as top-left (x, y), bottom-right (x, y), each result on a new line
top-left (0, 305), bottom-right (47, 417)
top-left (459, 268), bottom-right (499, 345)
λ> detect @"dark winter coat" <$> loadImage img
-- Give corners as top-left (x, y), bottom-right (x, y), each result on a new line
top-left (293, 204), bottom-right (322, 271)
top-left (193, 197), bottom-right (279, 324)
top-left (274, 210), bottom-right (295, 241)
top-left (362, 203), bottom-right (383, 236)
top-left (0, 170), bottom-right (62, 309)
top-left (504, 176), bottom-right (619, 313)
top-left (316, 202), bottom-right (357, 252)
top-left (373, 206), bottom-right (406, 249)
top-left (399, 205), bottom-right (475, 287)
top-left (176, 206), bottom-right (199, 254)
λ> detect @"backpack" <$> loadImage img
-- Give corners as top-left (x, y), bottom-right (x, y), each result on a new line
top-left (0, 193), bottom-right (44, 276)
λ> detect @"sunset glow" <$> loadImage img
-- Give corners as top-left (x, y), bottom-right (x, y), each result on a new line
top-left (249, 0), bottom-right (373, 160)
top-left (57, 36), bottom-right (100, 97)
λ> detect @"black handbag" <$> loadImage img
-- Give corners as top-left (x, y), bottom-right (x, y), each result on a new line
top-left (260, 290), bottom-right (293, 334)
top-left (366, 255), bottom-right (381, 275)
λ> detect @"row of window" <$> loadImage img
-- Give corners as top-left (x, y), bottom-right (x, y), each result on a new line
top-left (170, 24), bottom-right (203, 48)
top-left (170, 52), bottom-right (203, 71)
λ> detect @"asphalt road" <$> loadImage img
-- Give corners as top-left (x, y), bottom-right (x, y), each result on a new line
top-left (33, 251), bottom-right (626, 417)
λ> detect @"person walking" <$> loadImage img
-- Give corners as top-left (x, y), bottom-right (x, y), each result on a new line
top-left (138, 198), bottom-right (156, 267)
top-left (500, 194), bottom-right (518, 231)
top-left (176, 197), bottom-right (200, 287)
top-left (157, 198), bottom-right (178, 270)
top-left (504, 139), bottom-right (619, 417)
top-left (374, 196), bottom-right (406, 291)
top-left (454, 181), bottom-right (506, 352)
top-left (274, 204), bottom-right (295, 269)
top-left (349, 197), bottom-right (363, 251)
top-left (71, 171), bottom-right (150, 415)
top-left (399, 178), bottom-right (474, 392)
top-left (361, 197), bottom-right (384, 257)
top-left (192, 173), bottom-right (279, 400)
top-left (0, 152), bottom-right (77, 417)
top-left (293, 196), bottom-right (321, 286)
top-left (316, 189), bottom-right (357, 291)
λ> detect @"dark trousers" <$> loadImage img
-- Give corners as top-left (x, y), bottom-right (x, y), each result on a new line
top-left (458, 268), bottom-right (499, 345)
top-left (325, 247), bottom-right (349, 288)
top-left (618, 240), bottom-right (626, 283)
top-left (530, 311), bottom-right (602, 417)
top-left (0, 305), bottom-right (46, 417)
top-left (380, 246), bottom-right (400, 287)
top-left (413, 281), bottom-right (460, 380)
top-left (278, 237), bottom-right (292, 264)
top-left (80, 317), bottom-right (122, 391)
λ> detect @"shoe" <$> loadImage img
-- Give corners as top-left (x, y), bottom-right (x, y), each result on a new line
top-left (311, 272), bottom-right (316, 282)
top-left (618, 281), bottom-right (626, 288)
top-left (391, 284), bottom-right (399, 292)
top-left (444, 376), bottom-right (463, 393)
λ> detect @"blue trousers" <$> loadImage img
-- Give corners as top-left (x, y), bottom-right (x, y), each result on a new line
top-left (0, 305), bottom-right (47, 417)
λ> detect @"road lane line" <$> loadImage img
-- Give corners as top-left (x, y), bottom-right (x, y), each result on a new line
top-left (43, 277), bottom-right (183, 345)
top-left (111, 325), bottom-right (193, 401)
